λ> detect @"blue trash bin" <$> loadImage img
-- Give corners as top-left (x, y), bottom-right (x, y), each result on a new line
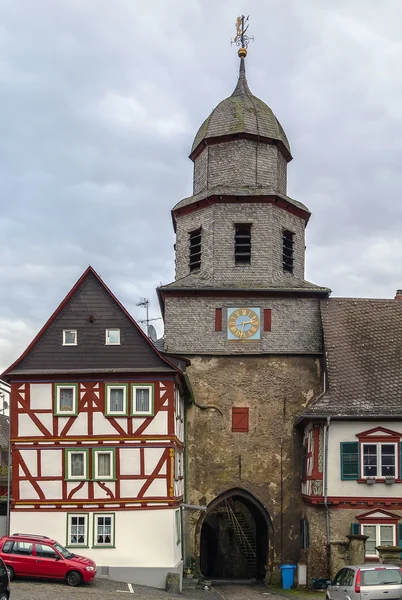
top-left (280, 564), bottom-right (296, 589)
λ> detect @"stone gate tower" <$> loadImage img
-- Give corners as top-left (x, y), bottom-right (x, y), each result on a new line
top-left (157, 49), bottom-right (330, 581)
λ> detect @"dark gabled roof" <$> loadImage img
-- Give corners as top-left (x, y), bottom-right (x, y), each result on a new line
top-left (0, 415), bottom-right (9, 448)
top-left (302, 297), bottom-right (402, 419)
top-left (2, 267), bottom-right (182, 378)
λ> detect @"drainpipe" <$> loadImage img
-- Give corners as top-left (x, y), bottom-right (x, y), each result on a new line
top-left (324, 416), bottom-right (331, 568)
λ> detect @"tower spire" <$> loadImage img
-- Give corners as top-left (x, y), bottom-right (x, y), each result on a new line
top-left (231, 15), bottom-right (254, 58)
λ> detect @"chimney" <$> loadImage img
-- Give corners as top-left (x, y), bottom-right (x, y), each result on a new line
top-left (395, 290), bottom-right (402, 301)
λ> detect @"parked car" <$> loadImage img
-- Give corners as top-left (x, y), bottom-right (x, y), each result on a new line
top-left (327, 564), bottom-right (402, 600)
top-left (0, 533), bottom-right (96, 586)
top-left (0, 556), bottom-right (10, 599)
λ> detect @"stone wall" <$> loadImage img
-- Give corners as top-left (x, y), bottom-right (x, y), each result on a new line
top-left (174, 202), bottom-right (306, 284)
top-left (192, 140), bottom-right (287, 195)
top-left (184, 354), bottom-right (323, 575)
top-left (164, 296), bottom-right (322, 354)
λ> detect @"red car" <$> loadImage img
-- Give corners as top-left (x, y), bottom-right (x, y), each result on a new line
top-left (0, 533), bottom-right (96, 586)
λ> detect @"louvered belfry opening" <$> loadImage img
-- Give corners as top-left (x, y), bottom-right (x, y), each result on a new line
top-left (235, 224), bottom-right (251, 265)
top-left (282, 230), bottom-right (294, 273)
top-left (189, 228), bottom-right (202, 271)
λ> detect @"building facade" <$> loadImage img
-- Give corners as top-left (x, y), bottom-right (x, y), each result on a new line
top-left (2, 267), bottom-right (187, 588)
top-left (158, 54), bottom-right (330, 582)
top-left (300, 297), bottom-right (402, 578)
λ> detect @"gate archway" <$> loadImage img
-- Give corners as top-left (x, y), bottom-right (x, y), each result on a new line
top-left (198, 489), bottom-right (272, 580)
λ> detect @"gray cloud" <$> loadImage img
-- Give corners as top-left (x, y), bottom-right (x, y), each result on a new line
top-left (1, 0), bottom-right (402, 371)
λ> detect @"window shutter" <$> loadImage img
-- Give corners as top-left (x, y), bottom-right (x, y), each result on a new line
top-left (341, 442), bottom-right (360, 480)
top-left (301, 445), bottom-right (307, 481)
top-left (351, 523), bottom-right (360, 535)
top-left (300, 519), bottom-right (304, 548)
top-left (398, 523), bottom-right (402, 558)
top-left (215, 308), bottom-right (222, 331)
top-left (400, 444), bottom-right (402, 479)
top-left (232, 407), bottom-right (249, 432)
top-left (305, 520), bottom-right (310, 549)
top-left (263, 309), bottom-right (272, 332)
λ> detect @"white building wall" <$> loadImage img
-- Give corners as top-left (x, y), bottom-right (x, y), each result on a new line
top-left (10, 508), bottom-right (181, 568)
top-left (327, 420), bottom-right (402, 497)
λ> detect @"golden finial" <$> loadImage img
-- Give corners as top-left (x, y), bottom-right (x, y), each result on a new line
top-left (231, 15), bottom-right (254, 58)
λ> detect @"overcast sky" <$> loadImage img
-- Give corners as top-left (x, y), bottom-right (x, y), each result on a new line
top-left (1, 0), bottom-right (402, 372)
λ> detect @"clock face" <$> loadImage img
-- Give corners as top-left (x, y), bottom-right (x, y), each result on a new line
top-left (227, 307), bottom-right (261, 340)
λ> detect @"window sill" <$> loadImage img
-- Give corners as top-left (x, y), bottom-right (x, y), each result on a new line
top-left (66, 545), bottom-right (89, 549)
top-left (357, 478), bottom-right (401, 483)
top-left (92, 545), bottom-right (116, 549)
top-left (104, 413), bottom-right (128, 418)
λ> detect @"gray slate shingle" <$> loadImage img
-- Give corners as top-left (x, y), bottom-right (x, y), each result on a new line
top-left (303, 298), bottom-right (402, 418)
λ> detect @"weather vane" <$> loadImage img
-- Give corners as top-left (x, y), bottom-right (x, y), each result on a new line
top-left (231, 15), bottom-right (254, 58)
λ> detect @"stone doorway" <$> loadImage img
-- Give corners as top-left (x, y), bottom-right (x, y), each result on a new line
top-left (199, 490), bottom-right (271, 580)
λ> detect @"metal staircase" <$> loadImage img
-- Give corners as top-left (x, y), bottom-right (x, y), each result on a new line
top-left (223, 500), bottom-right (257, 573)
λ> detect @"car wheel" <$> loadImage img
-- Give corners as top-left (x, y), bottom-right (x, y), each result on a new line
top-left (6, 566), bottom-right (14, 581)
top-left (0, 594), bottom-right (7, 600)
top-left (66, 570), bottom-right (82, 587)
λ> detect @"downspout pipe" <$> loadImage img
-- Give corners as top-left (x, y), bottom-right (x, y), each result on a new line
top-left (324, 416), bottom-right (331, 567)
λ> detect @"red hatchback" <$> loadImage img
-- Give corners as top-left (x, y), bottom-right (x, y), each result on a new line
top-left (0, 533), bottom-right (96, 586)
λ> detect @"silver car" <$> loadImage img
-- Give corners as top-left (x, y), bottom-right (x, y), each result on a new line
top-left (327, 565), bottom-right (402, 600)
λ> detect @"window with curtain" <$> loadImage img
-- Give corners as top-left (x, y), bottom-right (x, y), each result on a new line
top-left (95, 514), bottom-right (114, 546)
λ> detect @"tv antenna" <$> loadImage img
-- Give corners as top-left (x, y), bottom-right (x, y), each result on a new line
top-left (137, 298), bottom-right (161, 338)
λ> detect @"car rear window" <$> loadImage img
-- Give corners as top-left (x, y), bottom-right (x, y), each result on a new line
top-left (362, 569), bottom-right (402, 586)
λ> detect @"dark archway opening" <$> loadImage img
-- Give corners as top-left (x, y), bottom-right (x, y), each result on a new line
top-left (200, 493), bottom-right (269, 580)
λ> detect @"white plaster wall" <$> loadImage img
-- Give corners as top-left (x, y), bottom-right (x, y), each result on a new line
top-left (144, 448), bottom-right (164, 473)
top-left (327, 421), bottom-right (402, 497)
top-left (145, 479), bottom-right (167, 497)
top-left (41, 450), bottom-right (62, 477)
top-left (120, 480), bottom-right (146, 497)
top-left (145, 412), bottom-right (167, 435)
top-left (19, 450), bottom-right (37, 477)
top-left (66, 482), bottom-right (88, 499)
top-left (120, 449), bottom-right (141, 475)
top-left (30, 384), bottom-right (52, 410)
top-left (18, 415), bottom-right (44, 437)
top-left (67, 415), bottom-right (88, 437)
top-left (40, 480), bottom-right (63, 499)
top-left (10, 509), bottom-right (181, 568)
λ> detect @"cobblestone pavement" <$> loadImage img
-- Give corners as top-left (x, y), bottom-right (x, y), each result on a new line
top-left (9, 578), bottom-right (288, 600)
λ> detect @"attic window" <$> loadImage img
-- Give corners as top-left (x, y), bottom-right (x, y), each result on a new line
top-left (235, 224), bottom-right (251, 265)
top-left (189, 228), bottom-right (202, 271)
top-left (63, 330), bottom-right (77, 346)
top-left (282, 230), bottom-right (294, 273)
top-left (106, 329), bottom-right (120, 345)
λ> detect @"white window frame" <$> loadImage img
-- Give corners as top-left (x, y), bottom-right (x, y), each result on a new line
top-left (93, 449), bottom-right (115, 481)
top-left (105, 328), bottom-right (120, 345)
top-left (55, 384), bottom-right (77, 416)
top-left (63, 329), bottom-right (77, 346)
top-left (361, 442), bottom-right (397, 478)
top-left (361, 523), bottom-right (396, 556)
top-left (93, 513), bottom-right (115, 547)
top-left (66, 449), bottom-right (88, 481)
top-left (105, 384), bottom-right (128, 416)
top-left (131, 384), bottom-right (154, 416)
top-left (67, 513), bottom-right (89, 547)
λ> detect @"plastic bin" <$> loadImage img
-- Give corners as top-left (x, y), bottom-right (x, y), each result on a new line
top-left (280, 564), bottom-right (296, 589)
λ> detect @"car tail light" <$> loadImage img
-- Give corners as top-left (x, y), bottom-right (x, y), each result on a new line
top-left (355, 569), bottom-right (361, 593)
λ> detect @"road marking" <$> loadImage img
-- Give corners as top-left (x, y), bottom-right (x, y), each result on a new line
top-left (116, 583), bottom-right (135, 594)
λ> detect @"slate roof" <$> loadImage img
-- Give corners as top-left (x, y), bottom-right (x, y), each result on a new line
top-left (172, 186), bottom-right (309, 214)
top-left (2, 267), bottom-right (182, 378)
top-left (159, 274), bottom-right (330, 294)
top-left (191, 58), bottom-right (291, 158)
top-left (302, 298), bottom-right (402, 419)
top-left (0, 415), bottom-right (9, 449)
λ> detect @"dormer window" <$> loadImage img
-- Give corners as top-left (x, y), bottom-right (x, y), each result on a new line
top-left (63, 330), bottom-right (77, 346)
top-left (189, 228), bottom-right (202, 271)
top-left (105, 329), bottom-right (120, 345)
top-left (235, 224), bottom-right (251, 265)
top-left (283, 230), bottom-right (294, 273)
